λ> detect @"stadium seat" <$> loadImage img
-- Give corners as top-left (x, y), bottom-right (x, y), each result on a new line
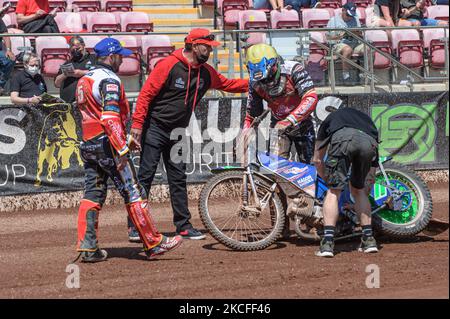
top-left (35, 36), bottom-right (70, 77)
top-left (141, 34), bottom-right (175, 72)
top-left (319, 0), bottom-right (342, 9)
top-left (219, 0), bottom-right (250, 28)
top-left (119, 11), bottom-right (153, 32)
top-left (238, 10), bottom-right (268, 45)
top-left (9, 34), bottom-right (32, 57)
top-left (81, 35), bottom-right (106, 53)
top-left (201, 0), bottom-right (216, 5)
top-left (2, 12), bottom-right (17, 28)
top-left (301, 9), bottom-right (331, 29)
top-left (347, 0), bottom-right (373, 8)
top-left (101, 0), bottom-right (133, 12)
top-left (113, 35), bottom-right (142, 76)
top-left (69, 0), bottom-right (101, 12)
top-left (48, 0), bottom-right (67, 12)
top-left (86, 12), bottom-right (120, 32)
top-left (422, 28), bottom-right (447, 69)
top-left (391, 29), bottom-right (423, 69)
top-left (364, 30), bottom-right (392, 69)
top-left (270, 9), bottom-right (300, 29)
top-left (54, 12), bottom-right (84, 33)
top-left (306, 32), bottom-right (328, 84)
top-left (426, 5), bottom-right (449, 21)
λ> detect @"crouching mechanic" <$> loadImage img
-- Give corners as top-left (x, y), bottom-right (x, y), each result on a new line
top-left (75, 38), bottom-right (183, 262)
top-left (313, 107), bottom-right (379, 258)
top-left (243, 44), bottom-right (318, 164)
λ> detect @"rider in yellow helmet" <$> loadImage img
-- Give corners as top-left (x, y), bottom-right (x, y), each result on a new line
top-left (243, 43), bottom-right (318, 163)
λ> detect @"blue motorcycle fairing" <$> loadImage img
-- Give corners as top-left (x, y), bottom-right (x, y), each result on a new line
top-left (257, 151), bottom-right (318, 198)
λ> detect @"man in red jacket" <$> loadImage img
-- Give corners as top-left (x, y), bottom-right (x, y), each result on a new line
top-left (131, 28), bottom-right (248, 240)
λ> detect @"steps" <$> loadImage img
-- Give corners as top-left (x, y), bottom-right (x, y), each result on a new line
top-left (131, 0), bottom-right (240, 79)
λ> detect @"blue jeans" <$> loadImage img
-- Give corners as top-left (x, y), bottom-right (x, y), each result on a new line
top-left (253, 0), bottom-right (271, 9)
top-left (0, 50), bottom-right (15, 89)
top-left (285, 0), bottom-right (319, 11)
top-left (408, 18), bottom-right (442, 26)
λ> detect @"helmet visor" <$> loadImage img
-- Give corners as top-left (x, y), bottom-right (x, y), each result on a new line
top-left (247, 57), bottom-right (276, 82)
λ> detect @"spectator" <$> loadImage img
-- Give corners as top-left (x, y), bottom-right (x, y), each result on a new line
top-left (10, 52), bottom-right (47, 105)
top-left (326, 2), bottom-right (364, 83)
top-left (367, 0), bottom-right (400, 27)
top-left (54, 36), bottom-right (96, 103)
top-left (284, 0), bottom-right (320, 11)
top-left (253, 0), bottom-right (289, 11)
top-left (398, 0), bottom-right (448, 26)
top-left (16, 0), bottom-right (60, 33)
top-left (0, 15), bottom-right (15, 96)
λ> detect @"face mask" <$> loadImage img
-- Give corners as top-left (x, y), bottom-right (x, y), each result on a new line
top-left (195, 52), bottom-right (210, 64)
top-left (71, 49), bottom-right (83, 61)
top-left (26, 65), bottom-right (40, 76)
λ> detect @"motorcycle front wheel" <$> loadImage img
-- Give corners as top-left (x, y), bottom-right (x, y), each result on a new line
top-left (198, 170), bottom-right (285, 251)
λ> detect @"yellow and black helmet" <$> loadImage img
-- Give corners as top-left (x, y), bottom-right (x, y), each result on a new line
top-left (246, 44), bottom-right (280, 84)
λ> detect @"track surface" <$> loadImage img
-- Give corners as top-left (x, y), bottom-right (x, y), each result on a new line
top-left (0, 183), bottom-right (448, 299)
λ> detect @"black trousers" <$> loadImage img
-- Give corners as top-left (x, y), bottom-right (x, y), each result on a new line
top-left (22, 15), bottom-right (60, 33)
top-left (138, 120), bottom-right (192, 233)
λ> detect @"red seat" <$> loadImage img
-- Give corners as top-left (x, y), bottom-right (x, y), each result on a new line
top-left (344, 0), bottom-right (373, 8)
top-left (422, 28), bottom-right (447, 69)
top-left (319, 0), bottom-right (342, 9)
top-left (365, 30), bottom-right (392, 69)
top-left (69, 0), bottom-right (101, 12)
top-left (391, 29), bottom-right (423, 69)
top-left (114, 35), bottom-right (142, 76)
top-left (238, 9), bottom-right (268, 45)
top-left (301, 9), bottom-right (331, 29)
top-left (119, 11), bottom-right (153, 32)
top-left (81, 35), bottom-right (106, 54)
top-left (35, 36), bottom-right (70, 77)
top-left (86, 12), bottom-right (120, 32)
top-left (201, 0), bottom-right (216, 5)
top-left (55, 12), bottom-right (84, 33)
top-left (141, 35), bottom-right (175, 72)
top-left (219, 0), bottom-right (249, 27)
top-left (48, 0), bottom-right (67, 12)
top-left (426, 5), bottom-right (449, 21)
top-left (307, 32), bottom-right (328, 74)
top-left (270, 9), bottom-right (300, 29)
top-left (101, 0), bottom-right (133, 12)
top-left (9, 33), bottom-right (32, 57)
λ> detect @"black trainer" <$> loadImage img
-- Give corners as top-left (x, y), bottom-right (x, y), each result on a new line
top-left (178, 228), bottom-right (206, 240)
top-left (81, 249), bottom-right (108, 263)
top-left (359, 236), bottom-right (379, 253)
top-left (315, 238), bottom-right (334, 258)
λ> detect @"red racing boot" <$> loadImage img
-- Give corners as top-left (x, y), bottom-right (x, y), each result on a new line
top-left (144, 235), bottom-right (183, 259)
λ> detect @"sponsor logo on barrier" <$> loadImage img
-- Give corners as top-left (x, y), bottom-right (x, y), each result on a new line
top-left (35, 104), bottom-right (83, 186)
top-left (371, 103), bottom-right (438, 164)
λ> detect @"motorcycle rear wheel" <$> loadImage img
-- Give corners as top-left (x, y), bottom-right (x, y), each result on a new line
top-left (372, 163), bottom-right (433, 238)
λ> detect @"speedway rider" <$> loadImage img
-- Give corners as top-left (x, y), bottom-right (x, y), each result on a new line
top-left (75, 38), bottom-right (183, 262)
top-left (242, 44), bottom-right (318, 164)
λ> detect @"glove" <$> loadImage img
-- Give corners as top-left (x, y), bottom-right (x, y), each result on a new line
top-left (274, 120), bottom-right (292, 134)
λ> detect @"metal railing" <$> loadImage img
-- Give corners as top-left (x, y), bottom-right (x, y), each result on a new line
top-left (1, 25), bottom-right (448, 94)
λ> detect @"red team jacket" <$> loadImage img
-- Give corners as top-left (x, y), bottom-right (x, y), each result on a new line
top-left (132, 48), bottom-right (248, 131)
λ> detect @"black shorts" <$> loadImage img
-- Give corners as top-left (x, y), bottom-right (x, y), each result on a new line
top-left (325, 127), bottom-right (378, 190)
